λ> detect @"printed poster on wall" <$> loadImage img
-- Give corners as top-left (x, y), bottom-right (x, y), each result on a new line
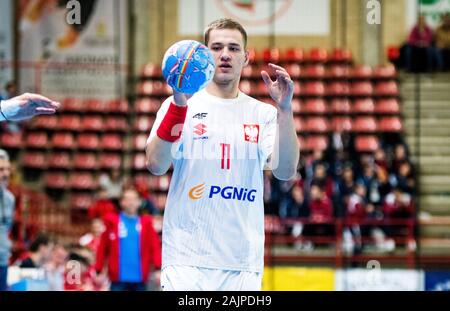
top-left (19, 0), bottom-right (128, 100)
top-left (178, 0), bottom-right (330, 36)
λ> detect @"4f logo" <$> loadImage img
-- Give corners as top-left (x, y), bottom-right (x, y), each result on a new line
top-left (193, 113), bottom-right (208, 119)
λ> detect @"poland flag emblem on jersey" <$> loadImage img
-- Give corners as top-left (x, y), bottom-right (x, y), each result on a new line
top-left (244, 124), bottom-right (259, 143)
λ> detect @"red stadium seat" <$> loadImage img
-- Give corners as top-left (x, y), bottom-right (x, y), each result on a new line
top-left (85, 99), bottom-right (105, 113)
top-left (70, 172), bottom-right (98, 190)
top-left (26, 132), bottom-right (48, 148)
top-left (330, 99), bottom-right (351, 114)
top-left (284, 48), bottom-right (304, 63)
top-left (141, 63), bottom-right (162, 78)
top-left (52, 133), bottom-right (75, 149)
top-left (351, 81), bottom-right (374, 96)
top-left (306, 135), bottom-right (328, 151)
top-left (74, 153), bottom-right (98, 170)
top-left (291, 99), bottom-right (302, 114)
top-left (330, 48), bottom-right (353, 63)
top-left (378, 117), bottom-right (403, 132)
top-left (32, 115), bottom-right (58, 130)
top-left (77, 134), bottom-right (99, 150)
top-left (303, 82), bottom-right (325, 96)
top-left (241, 64), bottom-right (255, 78)
top-left (23, 152), bottom-right (46, 169)
top-left (327, 65), bottom-right (350, 79)
top-left (255, 81), bottom-right (268, 97)
top-left (138, 81), bottom-right (154, 95)
top-left (101, 134), bottom-right (123, 150)
top-left (239, 80), bottom-right (255, 95)
top-left (48, 153), bottom-right (71, 169)
top-left (293, 117), bottom-right (304, 132)
top-left (106, 99), bottom-right (129, 113)
top-left (133, 154), bottom-right (147, 170)
top-left (82, 115), bottom-right (104, 132)
top-left (134, 116), bottom-right (155, 132)
top-left (100, 153), bottom-right (122, 170)
top-left (293, 81), bottom-right (302, 96)
top-left (351, 65), bottom-right (373, 79)
top-left (71, 193), bottom-right (94, 210)
top-left (303, 64), bottom-right (325, 78)
top-left (353, 98), bottom-right (375, 114)
top-left (308, 48), bottom-right (328, 62)
top-left (355, 135), bottom-right (380, 152)
top-left (105, 116), bottom-right (128, 132)
top-left (374, 64), bottom-right (397, 79)
top-left (62, 98), bottom-right (84, 112)
top-left (45, 172), bottom-right (68, 189)
top-left (59, 115), bottom-right (81, 131)
top-left (285, 63), bottom-right (302, 78)
top-left (133, 134), bottom-right (148, 150)
top-left (375, 81), bottom-right (399, 96)
top-left (262, 48), bottom-right (280, 63)
top-left (376, 99), bottom-right (400, 114)
top-left (247, 47), bottom-right (257, 64)
top-left (326, 82), bottom-right (350, 96)
top-left (331, 117), bottom-right (353, 132)
top-left (303, 99), bottom-right (327, 114)
top-left (352, 117), bottom-right (378, 133)
top-left (305, 117), bottom-right (329, 133)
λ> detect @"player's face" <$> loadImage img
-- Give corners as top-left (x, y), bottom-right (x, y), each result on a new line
top-left (207, 29), bottom-right (249, 85)
top-left (0, 159), bottom-right (11, 188)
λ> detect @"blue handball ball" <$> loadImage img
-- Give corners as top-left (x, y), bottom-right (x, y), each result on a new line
top-left (162, 40), bottom-right (216, 94)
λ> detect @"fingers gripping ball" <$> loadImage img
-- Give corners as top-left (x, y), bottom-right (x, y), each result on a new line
top-left (162, 40), bottom-right (216, 94)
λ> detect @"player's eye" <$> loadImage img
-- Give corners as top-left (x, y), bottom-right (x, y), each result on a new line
top-left (211, 46), bottom-right (222, 51)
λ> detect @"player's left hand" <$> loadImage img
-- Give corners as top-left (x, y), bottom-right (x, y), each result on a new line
top-left (261, 63), bottom-right (294, 111)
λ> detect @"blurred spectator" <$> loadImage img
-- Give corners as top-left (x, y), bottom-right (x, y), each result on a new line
top-left (336, 165), bottom-right (356, 217)
top-left (343, 183), bottom-right (368, 256)
top-left (436, 13), bottom-right (450, 70)
top-left (263, 170), bottom-right (282, 215)
top-left (79, 218), bottom-right (105, 254)
top-left (64, 250), bottom-right (96, 291)
top-left (310, 162), bottom-right (334, 199)
top-left (308, 183), bottom-right (333, 223)
top-left (87, 189), bottom-right (117, 220)
top-left (391, 143), bottom-right (410, 175)
top-left (95, 187), bottom-right (161, 291)
top-left (405, 15), bottom-right (443, 72)
top-left (357, 163), bottom-right (381, 206)
top-left (390, 161), bottom-right (415, 195)
top-left (99, 169), bottom-right (125, 201)
top-left (18, 233), bottom-right (54, 268)
top-left (134, 179), bottom-right (158, 215)
top-left (383, 187), bottom-right (414, 219)
top-left (279, 183), bottom-right (307, 219)
top-left (0, 149), bottom-right (15, 291)
top-left (44, 243), bottom-right (68, 291)
top-left (374, 148), bottom-right (389, 172)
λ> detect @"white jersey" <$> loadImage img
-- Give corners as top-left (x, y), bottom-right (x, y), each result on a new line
top-left (147, 89), bottom-right (277, 273)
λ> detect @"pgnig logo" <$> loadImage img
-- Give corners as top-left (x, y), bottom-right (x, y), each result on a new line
top-left (189, 183), bottom-right (257, 202)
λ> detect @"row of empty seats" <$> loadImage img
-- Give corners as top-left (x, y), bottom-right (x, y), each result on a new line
top-left (1, 132), bottom-right (124, 150)
top-left (70, 192), bottom-right (167, 210)
top-left (136, 79), bottom-right (400, 97)
top-left (23, 152), bottom-right (122, 170)
top-left (57, 98), bottom-right (129, 113)
top-left (293, 116), bottom-right (402, 133)
top-left (291, 98), bottom-right (400, 115)
top-left (30, 115), bottom-right (128, 132)
top-left (299, 135), bottom-right (381, 153)
top-left (141, 48), bottom-right (354, 79)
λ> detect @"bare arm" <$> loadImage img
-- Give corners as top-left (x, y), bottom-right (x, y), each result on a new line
top-left (145, 91), bottom-right (189, 176)
top-left (262, 63), bottom-right (299, 180)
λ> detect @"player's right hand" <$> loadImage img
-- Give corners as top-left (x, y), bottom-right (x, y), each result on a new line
top-left (172, 89), bottom-right (193, 107)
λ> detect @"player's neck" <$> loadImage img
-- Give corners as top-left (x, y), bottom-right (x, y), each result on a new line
top-left (206, 81), bottom-right (240, 99)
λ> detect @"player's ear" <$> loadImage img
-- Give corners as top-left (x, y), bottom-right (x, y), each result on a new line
top-left (243, 49), bottom-right (249, 67)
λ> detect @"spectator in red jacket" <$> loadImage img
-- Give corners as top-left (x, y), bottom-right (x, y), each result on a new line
top-left (95, 187), bottom-right (162, 291)
top-left (383, 187), bottom-right (414, 219)
top-left (301, 183), bottom-right (334, 246)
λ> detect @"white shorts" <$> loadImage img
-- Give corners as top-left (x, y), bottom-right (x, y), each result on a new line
top-left (160, 265), bottom-right (262, 291)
